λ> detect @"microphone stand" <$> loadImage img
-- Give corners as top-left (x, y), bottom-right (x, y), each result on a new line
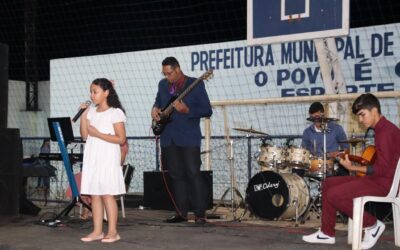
top-left (301, 118), bottom-right (329, 223)
top-left (322, 121), bottom-right (328, 180)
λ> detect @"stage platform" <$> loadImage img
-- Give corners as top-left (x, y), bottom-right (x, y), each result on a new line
top-left (0, 202), bottom-right (396, 250)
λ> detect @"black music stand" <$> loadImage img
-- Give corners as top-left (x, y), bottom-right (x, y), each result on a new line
top-left (47, 117), bottom-right (74, 144)
top-left (46, 117), bottom-right (90, 223)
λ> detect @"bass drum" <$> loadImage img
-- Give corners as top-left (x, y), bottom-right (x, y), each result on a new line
top-left (246, 171), bottom-right (310, 220)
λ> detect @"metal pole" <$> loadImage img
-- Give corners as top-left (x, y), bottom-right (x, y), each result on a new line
top-left (229, 139), bottom-right (235, 219)
top-left (247, 135), bottom-right (252, 181)
top-left (323, 123), bottom-right (327, 180)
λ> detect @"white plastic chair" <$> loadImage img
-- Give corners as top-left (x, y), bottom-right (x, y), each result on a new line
top-left (119, 163), bottom-right (134, 218)
top-left (348, 157), bottom-right (400, 250)
top-left (102, 164), bottom-right (134, 220)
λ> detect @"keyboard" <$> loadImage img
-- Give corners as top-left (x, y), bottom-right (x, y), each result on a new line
top-left (39, 153), bottom-right (83, 162)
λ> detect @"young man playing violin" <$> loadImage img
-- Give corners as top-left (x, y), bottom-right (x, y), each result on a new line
top-left (302, 93), bottom-right (400, 249)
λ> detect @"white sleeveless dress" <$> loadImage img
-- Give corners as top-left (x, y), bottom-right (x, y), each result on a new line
top-left (81, 107), bottom-right (126, 195)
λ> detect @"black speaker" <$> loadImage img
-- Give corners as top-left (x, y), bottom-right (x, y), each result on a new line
top-left (0, 43), bottom-right (8, 128)
top-left (143, 171), bottom-right (213, 211)
top-left (0, 128), bottom-right (22, 216)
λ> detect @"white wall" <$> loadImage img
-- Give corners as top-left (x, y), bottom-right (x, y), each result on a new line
top-left (7, 80), bottom-right (50, 137)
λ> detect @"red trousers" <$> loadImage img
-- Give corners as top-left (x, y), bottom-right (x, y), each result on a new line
top-left (321, 176), bottom-right (388, 237)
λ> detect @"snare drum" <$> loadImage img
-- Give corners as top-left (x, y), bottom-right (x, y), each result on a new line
top-left (257, 145), bottom-right (286, 169)
top-left (246, 171), bottom-right (310, 220)
top-left (287, 146), bottom-right (310, 168)
top-left (308, 156), bottom-right (334, 177)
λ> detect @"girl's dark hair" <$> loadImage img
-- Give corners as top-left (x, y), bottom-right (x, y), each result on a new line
top-left (352, 93), bottom-right (381, 115)
top-left (91, 78), bottom-right (125, 113)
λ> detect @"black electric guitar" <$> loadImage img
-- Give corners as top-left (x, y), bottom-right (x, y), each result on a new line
top-left (151, 69), bottom-right (213, 136)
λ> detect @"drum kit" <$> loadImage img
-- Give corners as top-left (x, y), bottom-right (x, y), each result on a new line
top-left (232, 116), bottom-right (367, 225)
top-left (248, 140), bottom-right (321, 224)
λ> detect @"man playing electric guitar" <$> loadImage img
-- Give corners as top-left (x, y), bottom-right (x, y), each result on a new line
top-left (151, 57), bottom-right (213, 225)
top-left (303, 93), bottom-right (400, 249)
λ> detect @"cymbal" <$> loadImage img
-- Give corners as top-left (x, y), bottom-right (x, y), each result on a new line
top-left (306, 116), bottom-right (339, 122)
top-left (233, 127), bottom-right (268, 136)
top-left (339, 138), bottom-right (367, 144)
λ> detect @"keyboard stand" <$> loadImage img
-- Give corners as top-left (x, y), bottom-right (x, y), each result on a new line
top-left (49, 121), bottom-right (91, 222)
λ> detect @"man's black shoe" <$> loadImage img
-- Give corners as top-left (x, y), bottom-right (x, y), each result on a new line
top-left (194, 217), bottom-right (206, 225)
top-left (164, 215), bottom-right (187, 223)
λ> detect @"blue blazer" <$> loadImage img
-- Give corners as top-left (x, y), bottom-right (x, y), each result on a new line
top-left (153, 76), bottom-right (213, 147)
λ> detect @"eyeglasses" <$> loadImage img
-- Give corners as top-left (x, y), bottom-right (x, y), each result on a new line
top-left (162, 68), bottom-right (175, 77)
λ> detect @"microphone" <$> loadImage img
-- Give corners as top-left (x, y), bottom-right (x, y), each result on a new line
top-left (72, 100), bottom-right (91, 123)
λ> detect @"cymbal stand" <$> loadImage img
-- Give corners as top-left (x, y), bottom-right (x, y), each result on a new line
top-left (229, 140), bottom-right (236, 217)
top-left (212, 140), bottom-right (245, 220)
top-left (246, 133), bottom-right (252, 182)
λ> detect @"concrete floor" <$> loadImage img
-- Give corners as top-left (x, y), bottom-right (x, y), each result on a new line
top-left (0, 202), bottom-right (397, 250)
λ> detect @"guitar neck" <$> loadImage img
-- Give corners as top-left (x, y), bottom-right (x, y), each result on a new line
top-left (162, 77), bottom-right (203, 116)
top-left (347, 155), bottom-right (369, 165)
top-left (336, 150), bottom-right (371, 166)
top-left (176, 78), bottom-right (199, 101)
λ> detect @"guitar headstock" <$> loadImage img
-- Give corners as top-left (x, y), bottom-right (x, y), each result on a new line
top-left (201, 69), bottom-right (214, 81)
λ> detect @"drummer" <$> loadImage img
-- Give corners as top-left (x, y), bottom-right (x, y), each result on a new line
top-left (301, 102), bottom-right (349, 175)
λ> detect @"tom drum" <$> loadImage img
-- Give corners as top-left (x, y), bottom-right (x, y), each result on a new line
top-left (287, 146), bottom-right (310, 168)
top-left (257, 145), bottom-right (286, 170)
